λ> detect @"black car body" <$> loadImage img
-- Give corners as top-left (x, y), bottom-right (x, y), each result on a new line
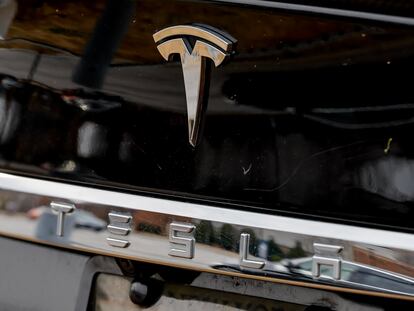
top-left (0, 0), bottom-right (413, 310)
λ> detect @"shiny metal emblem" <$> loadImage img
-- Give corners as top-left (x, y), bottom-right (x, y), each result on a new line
top-left (169, 222), bottom-right (196, 259)
top-left (312, 243), bottom-right (344, 280)
top-left (239, 233), bottom-right (265, 269)
top-left (153, 24), bottom-right (236, 147)
top-left (107, 212), bottom-right (132, 248)
top-left (50, 201), bottom-right (75, 237)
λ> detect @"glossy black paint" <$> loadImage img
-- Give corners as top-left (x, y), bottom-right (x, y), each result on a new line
top-left (0, 0), bottom-right (414, 230)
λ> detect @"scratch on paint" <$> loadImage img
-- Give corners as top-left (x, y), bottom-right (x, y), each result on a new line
top-left (245, 140), bottom-right (367, 192)
top-left (384, 138), bottom-right (393, 154)
top-left (242, 164), bottom-right (252, 175)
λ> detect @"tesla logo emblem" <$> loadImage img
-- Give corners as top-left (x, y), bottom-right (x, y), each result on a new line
top-left (153, 24), bottom-right (236, 147)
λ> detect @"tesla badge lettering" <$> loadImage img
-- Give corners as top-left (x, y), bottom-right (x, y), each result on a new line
top-left (169, 222), bottom-right (196, 259)
top-left (50, 201), bottom-right (75, 237)
top-left (312, 243), bottom-right (344, 280)
top-left (107, 212), bottom-right (132, 248)
top-left (239, 233), bottom-right (266, 269)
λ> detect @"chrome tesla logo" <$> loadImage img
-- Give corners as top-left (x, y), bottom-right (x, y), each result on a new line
top-left (153, 24), bottom-right (236, 147)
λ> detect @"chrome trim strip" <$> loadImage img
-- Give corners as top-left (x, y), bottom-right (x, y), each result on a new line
top-left (0, 173), bottom-right (412, 251)
top-left (209, 0), bottom-right (414, 26)
top-left (0, 172), bottom-right (413, 300)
